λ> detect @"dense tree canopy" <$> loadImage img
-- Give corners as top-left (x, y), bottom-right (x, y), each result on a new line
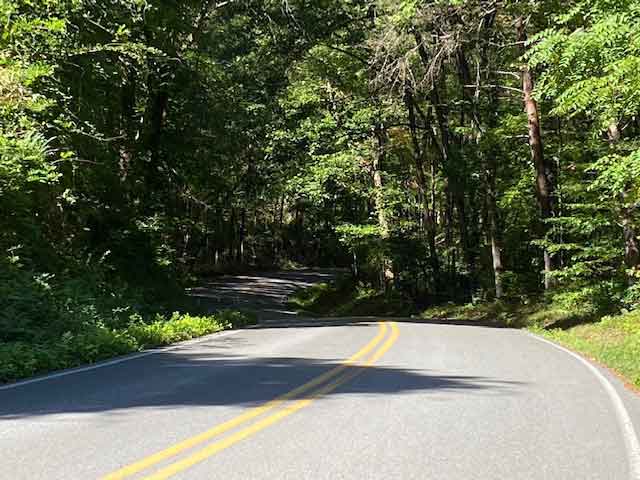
top-left (2, 0), bottom-right (640, 354)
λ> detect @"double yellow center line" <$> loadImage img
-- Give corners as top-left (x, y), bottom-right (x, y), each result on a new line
top-left (103, 321), bottom-right (399, 480)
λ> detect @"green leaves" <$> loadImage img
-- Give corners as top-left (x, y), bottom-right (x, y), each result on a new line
top-left (590, 148), bottom-right (640, 201)
top-left (530, 1), bottom-right (640, 124)
top-left (336, 223), bottom-right (382, 248)
top-left (0, 132), bottom-right (59, 195)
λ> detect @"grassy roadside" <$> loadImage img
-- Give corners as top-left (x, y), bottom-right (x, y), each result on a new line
top-left (287, 278), bottom-right (416, 317)
top-left (0, 310), bottom-right (255, 384)
top-left (290, 279), bottom-right (640, 389)
top-left (531, 311), bottom-right (640, 388)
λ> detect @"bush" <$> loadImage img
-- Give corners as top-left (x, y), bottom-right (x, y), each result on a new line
top-left (0, 310), bottom-right (254, 384)
top-left (623, 283), bottom-right (640, 310)
top-left (288, 278), bottom-right (414, 317)
top-left (550, 285), bottom-right (614, 316)
top-left (126, 312), bottom-right (227, 348)
top-left (525, 284), bottom-right (619, 328)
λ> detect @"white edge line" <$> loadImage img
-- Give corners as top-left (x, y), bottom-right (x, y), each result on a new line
top-left (0, 328), bottom-right (245, 392)
top-left (528, 332), bottom-right (640, 480)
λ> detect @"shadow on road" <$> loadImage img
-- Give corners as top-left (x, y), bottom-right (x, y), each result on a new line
top-left (0, 269), bottom-right (523, 421)
top-left (188, 269), bottom-right (340, 315)
top-left (0, 335), bottom-right (523, 420)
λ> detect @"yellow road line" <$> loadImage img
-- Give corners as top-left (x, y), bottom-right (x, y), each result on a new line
top-left (102, 321), bottom-right (388, 480)
top-left (141, 322), bottom-right (400, 480)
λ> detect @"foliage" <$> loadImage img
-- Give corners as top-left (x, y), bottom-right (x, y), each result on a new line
top-left (420, 284), bottom-right (618, 329)
top-left (288, 278), bottom-right (415, 317)
top-left (0, 310), bottom-right (254, 384)
top-left (420, 300), bottom-right (541, 328)
top-left (528, 0), bottom-right (640, 286)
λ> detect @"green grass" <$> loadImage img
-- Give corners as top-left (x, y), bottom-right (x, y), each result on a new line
top-left (419, 287), bottom-right (608, 329)
top-left (419, 301), bottom-right (540, 327)
top-left (0, 309), bottom-right (255, 384)
top-left (288, 279), bottom-right (415, 317)
top-left (534, 310), bottom-right (640, 388)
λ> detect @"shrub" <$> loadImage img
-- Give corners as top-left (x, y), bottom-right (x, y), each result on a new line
top-left (0, 310), bottom-right (254, 384)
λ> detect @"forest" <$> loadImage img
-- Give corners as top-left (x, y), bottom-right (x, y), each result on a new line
top-left (1, 0), bottom-right (640, 383)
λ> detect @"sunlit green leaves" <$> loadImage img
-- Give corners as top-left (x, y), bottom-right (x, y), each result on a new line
top-left (530, 1), bottom-right (640, 124)
top-left (0, 132), bottom-right (59, 194)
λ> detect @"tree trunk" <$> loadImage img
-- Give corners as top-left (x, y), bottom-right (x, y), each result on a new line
top-left (373, 125), bottom-right (390, 237)
top-left (373, 123), bottom-right (394, 287)
top-left (119, 66), bottom-right (136, 184)
top-left (622, 204), bottom-right (640, 281)
top-left (517, 17), bottom-right (555, 290)
top-left (149, 89), bottom-right (168, 164)
top-left (403, 83), bottom-right (441, 289)
top-left (238, 207), bottom-right (246, 264)
top-left (462, 36), bottom-right (506, 300)
top-left (414, 31), bottom-right (473, 286)
top-left (487, 171), bottom-right (504, 298)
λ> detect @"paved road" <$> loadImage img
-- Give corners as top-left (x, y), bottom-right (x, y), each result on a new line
top-left (187, 269), bottom-right (340, 319)
top-left (2, 275), bottom-right (640, 479)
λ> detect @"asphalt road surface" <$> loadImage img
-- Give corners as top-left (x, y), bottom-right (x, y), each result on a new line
top-left (186, 269), bottom-right (340, 319)
top-left (3, 273), bottom-right (640, 479)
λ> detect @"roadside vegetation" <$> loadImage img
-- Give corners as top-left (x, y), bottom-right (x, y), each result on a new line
top-left (288, 278), bottom-right (416, 317)
top-left (535, 311), bottom-right (640, 388)
top-left (0, 310), bottom-right (254, 384)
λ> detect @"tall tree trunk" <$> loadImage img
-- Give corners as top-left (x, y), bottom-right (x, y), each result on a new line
top-left (429, 153), bottom-right (440, 289)
top-left (119, 66), bottom-right (136, 184)
top-left (517, 17), bottom-right (555, 290)
top-left (238, 207), bottom-right (246, 264)
top-left (274, 195), bottom-right (285, 261)
top-left (373, 123), bottom-right (394, 287)
top-left (403, 83), bottom-right (441, 290)
top-left (373, 125), bottom-right (390, 236)
top-left (149, 89), bottom-right (168, 164)
top-left (452, 51), bottom-right (474, 276)
top-left (487, 169), bottom-right (504, 298)
top-left (414, 30), bottom-right (472, 288)
top-left (622, 202), bottom-right (639, 281)
top-left (459, 36), bottom-right (506, 299)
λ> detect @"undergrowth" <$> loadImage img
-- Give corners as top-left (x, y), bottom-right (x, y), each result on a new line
top-left (0, 310), bottom-right (255, 384)
top-left (288, 278), bottom-right (415, 317)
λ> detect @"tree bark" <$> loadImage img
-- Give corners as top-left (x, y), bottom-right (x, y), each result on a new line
top-left (462, 35), bottom-right (506, 300)
top-left (373, 123), bottom-right (394, 287)
top-left (622, 203), bottom-right (640, 280)
top-left (414, 31), bottom-right (473, 284)
top-left (238, 207), bottom-right (246, 264)
top-left (373, 125), bottom-right (390, 236)
top-left (403, 83), bottom-right (441, 289)
top-left (517, 17), bottom-right (555, 290)
top-left (487, 169), bottom-right (504, 298)
top-left (119, 65), bottom-right (136, 184)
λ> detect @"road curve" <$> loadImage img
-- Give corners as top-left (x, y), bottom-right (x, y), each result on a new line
top-left (2, 317), bottom-right (640, 479)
